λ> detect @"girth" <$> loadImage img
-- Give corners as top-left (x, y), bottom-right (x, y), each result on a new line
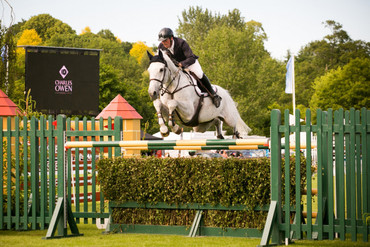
top-left (174, 94), bottom-right (208, 127)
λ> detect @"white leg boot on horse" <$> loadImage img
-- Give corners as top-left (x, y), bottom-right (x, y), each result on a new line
top-left (199, 74), bottom-right (222, 108)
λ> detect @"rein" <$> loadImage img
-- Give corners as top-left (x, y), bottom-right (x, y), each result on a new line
top-left (150, 64), bottom-right (194, 99)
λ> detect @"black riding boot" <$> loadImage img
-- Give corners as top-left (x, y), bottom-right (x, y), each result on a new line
top-left (200, 74), bottom-right (222, 108)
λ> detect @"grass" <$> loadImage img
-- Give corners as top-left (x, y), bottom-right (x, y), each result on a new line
top-left (0, 223), bottom-right (369, 247)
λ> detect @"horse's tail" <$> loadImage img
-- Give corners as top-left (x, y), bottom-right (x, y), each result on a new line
top-left (236, 115), bottom-right (252, 138)
top-left (220, 87), bottom-right (252, 137)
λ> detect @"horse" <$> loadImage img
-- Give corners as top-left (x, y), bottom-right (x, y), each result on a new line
top-left (147, 50), bottom-right (251, 139)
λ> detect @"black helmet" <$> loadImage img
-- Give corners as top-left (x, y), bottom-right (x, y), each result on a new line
top-left (158, 28), bottom-right (173, 41)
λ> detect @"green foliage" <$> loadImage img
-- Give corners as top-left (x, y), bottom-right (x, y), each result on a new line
top-left (0, 23), bottom-right (17, 98)
top-left (295, 20), bottom-right (370, 108)
top-left (310, 58), bottom-right (370, 111)
top-left (21, 14), bottom-right (75, 40)
top-left (195, 24), bottom-right (284, 136)
top-left (16, 89), bottom-right (45, 118)
top-left (177, 7), bottom-right (245, 45)
top-left (98, 156), bottom-right (307, 230)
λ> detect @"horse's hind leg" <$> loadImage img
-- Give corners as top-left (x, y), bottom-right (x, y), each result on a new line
top-left (215, 118), bottom-right (224, 139)
top-left (233, 127), bottom-right (241, 139)
top-left (194, 118), bottom-right (224, 139)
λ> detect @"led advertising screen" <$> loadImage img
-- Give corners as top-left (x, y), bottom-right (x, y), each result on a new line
top-left (25, 47), bottom-right (100, 115)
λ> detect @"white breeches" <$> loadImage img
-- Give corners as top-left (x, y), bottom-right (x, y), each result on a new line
top-left (187, 60), bottom-right (204, 79)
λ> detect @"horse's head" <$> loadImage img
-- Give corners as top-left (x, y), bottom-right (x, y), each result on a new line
top-left (147, 50), bottom-right (168, 100)
top-left (147, 50), bottom-right (179, 101)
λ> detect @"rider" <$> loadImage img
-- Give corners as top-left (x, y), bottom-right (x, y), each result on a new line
top-left (157, 27), bottom-right (222, 108)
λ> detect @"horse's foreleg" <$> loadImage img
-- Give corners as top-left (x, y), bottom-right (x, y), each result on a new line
top-left (167, 100), bottom-right (182, 135)
top-left (153, 99), bottom-right (169, 137)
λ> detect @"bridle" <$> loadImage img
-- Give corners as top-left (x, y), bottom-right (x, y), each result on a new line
top-left (149, 61), bottom-right (193, 99)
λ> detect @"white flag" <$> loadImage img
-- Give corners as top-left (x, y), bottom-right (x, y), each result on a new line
top-left (285, 57), bottom-right (294, 94)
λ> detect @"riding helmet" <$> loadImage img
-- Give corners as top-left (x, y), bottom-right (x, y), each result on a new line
top-left (158, 28), bottom-right (174, 41)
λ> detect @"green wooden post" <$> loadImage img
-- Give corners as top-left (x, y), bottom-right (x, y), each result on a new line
top-left (74, 117), bottom-right (80, 223)
top-left (361, 108), bottom-right (369, 242)
top-left (344, 110), bottom-right (351, 231)
top-left (114, 116), bottom-right (122, 157)
top-left (305, 109), bottom-right (313, 239)
top-left (108, 117), bottom-right (112, 158)
top-left (99, 118), bottom-right (105, 221)
top-left (283, 110), bottom-right (290, 240)
top-left (349, 109), bottom-right (357, 241)
top-left (316, 109), bottom-right (323, 239)
top-left (294, 110), bottom-right (302, 240)
top-left (270, 109), bottom-right (282, 245)
top-left (30, 116), bottom-right (40, 230)
top-left (335, 109), bottom-right (346, 240)
top-left (47, 116), bottom-right (55, 222)
top-left (321, 110), bottom-right (329, 237)
top-left (327, 109), bottom-right (334, 240)
top-left (5, 117), bottom-right (12, 229)
top-left (44, 115), bottom-right (82, 239)
top-left (21, 116), bottom-right (28, 230)
top-left (57, 115), bottom-right (66, 236)
top-left (91, 117), bottom-right (97, 224)
top-left (83, 117), bottom-right (88, 224)
top-left (355, 111), bottom-right (362, 220)
top-left (14, 117), bottom-right (20, 230)
top-left (39, 116), bottom-right (46, 229)
top-left (259, 109), bottom-right (282, 246)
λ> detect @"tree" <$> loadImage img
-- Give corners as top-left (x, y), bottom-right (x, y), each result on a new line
top-left (295, 20), bottom-right (370, 108)
top-left (16, 29), bottom-right (42, 46)
top-left (0, 22), bottom-right (17, 98)
top-left (177, 7), bottom-right (246, 47)
top-left (310, 58), bottom-right (370, 111)
top-left (81, 26), bottom-right (92, 35)
top-left (129, 41), bottom-right (152, 65)
top-left (99, 63), bottom-right (125, 110)
top-left (22, 14), bottom-right (75, 40)
top-left (197, 24), bottom-right (284, 136)
top-left (97, 29), bottom-right (117, 42)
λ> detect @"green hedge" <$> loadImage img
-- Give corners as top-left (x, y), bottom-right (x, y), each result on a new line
top-left (97, 156), bottom-right (307, 230)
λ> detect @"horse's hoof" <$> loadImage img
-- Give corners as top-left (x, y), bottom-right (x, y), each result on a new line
top-left (234, 131), bottom-right (242, 139)
top-left (161, 131), bottom-right (170, 137)
top-left (173, 125), bottom-right (182, 135)
top-left (217, 134), bottom-right (224, 139)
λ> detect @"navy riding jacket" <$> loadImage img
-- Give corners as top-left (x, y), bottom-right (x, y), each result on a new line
top-left (158, 37), bottom-right (199, 68)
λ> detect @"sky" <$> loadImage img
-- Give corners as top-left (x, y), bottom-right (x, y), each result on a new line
top-left (2, 0), bottom-right (370, 60)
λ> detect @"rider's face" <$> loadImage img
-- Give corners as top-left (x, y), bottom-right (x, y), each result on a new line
top-left (161, 38), bottom-right (172, 48)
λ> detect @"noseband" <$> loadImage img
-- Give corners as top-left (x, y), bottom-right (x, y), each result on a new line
top-left (149, 62), bottom-right (183, 98)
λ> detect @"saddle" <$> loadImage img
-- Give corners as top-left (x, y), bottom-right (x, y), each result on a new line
top-left (186, 70), bottom-right (217, 97)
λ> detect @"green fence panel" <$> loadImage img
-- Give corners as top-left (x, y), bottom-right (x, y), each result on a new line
top-left (260, 108), bottom-right (369, 246)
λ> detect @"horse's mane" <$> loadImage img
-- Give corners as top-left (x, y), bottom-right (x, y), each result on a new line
top-left (149, 53), bottom-right (166, 65)
top-left (149, 50), bottom-right (178, 72)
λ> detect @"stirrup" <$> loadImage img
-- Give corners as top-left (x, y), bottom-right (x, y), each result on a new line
top-left (213, 95), bottom-right (222, 108)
